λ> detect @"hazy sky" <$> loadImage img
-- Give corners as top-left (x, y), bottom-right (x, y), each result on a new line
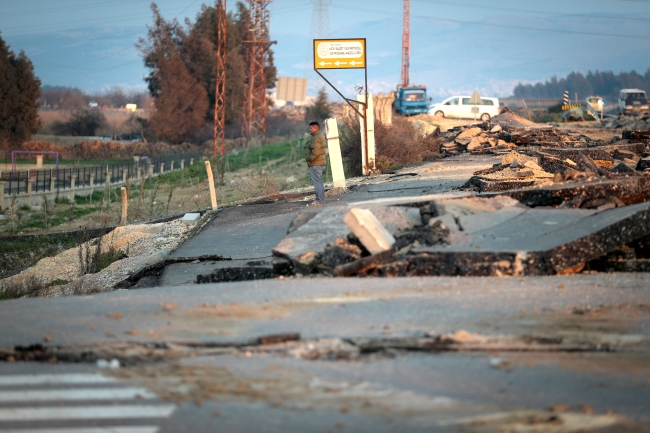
top-left (1, 0), bottom-right (649, 102)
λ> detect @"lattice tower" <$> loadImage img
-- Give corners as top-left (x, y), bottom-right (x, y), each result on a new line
top-left (242, 0), bottom-right (272, 141)
top-left (310, 0), bottom-right (330, 39)
top-left (213, 0), bottom-right (227, 178)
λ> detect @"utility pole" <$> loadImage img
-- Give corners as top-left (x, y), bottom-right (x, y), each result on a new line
top-left (311, 0), bottom-right (330, 39)
top-left (242, 0), bottom-right (273, 143)
top-left (309, 0), bottom-right (332, 87)
top-left (401, 0), bottom-right (410, 88)
top-left (213, 0), bottom-right (227, 179)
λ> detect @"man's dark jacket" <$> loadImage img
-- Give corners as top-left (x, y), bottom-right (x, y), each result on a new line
top-left (305, 130), bottom-right (327, 166)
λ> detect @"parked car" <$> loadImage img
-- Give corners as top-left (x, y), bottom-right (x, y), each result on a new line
top-left (618, 89), bottom-right (648, 116)
top-left (585, 96), bottom-right (604, 113)
top-left (429, 96), bottom-right (500, 121)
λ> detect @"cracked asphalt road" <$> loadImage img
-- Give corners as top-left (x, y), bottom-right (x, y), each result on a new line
top-left (2, 154), bottom-right (649, 432)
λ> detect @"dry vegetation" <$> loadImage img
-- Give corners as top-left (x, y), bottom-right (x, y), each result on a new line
top-left (340, 116), bottom-right (443, 175)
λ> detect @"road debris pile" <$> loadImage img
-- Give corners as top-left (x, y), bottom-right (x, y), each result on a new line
top-left (462, 139), bottom-right (650, 199)
top-left (438, 108), bottom-right (650, 158)
top-left (603, 113), bottom-right (650, 130)
top-left (440, 109), bottom-right (577, 155)
top-left (272, 194), bottom-right (650, 278)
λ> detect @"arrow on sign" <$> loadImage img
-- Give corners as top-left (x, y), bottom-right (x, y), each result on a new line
top-left (350, 60), bottom-right (363, 66)
top-left (334, 61), bottom-right (348, 66)
top-left (319, 61), bottom-right (332, 66)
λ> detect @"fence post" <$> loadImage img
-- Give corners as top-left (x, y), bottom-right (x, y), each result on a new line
top-left (190, 158), bottom-right (194, 165)
top-left (120, 187), bottom-right (128, 226)
top-left (106, 173), bottom-right (111, 186)
top-left (160, 163), bottom-right (165, 175)
top-left (50, 177), bottom-right (56, 192)
top-left (148, 165), bottom-right (154, 178)
top-left (26, 180), bottom-right (33, 207)
top-left (170, 161), bottom-right (175, 172)
top-left (70, 175), bottom-right (76, 190)
top-left (89, 174), bottom-right (95, 188)
top-left (180, 160), bottom-right (185, 170)
top-left (205, 160), bottom-right (218, 210)
top-left (122, 170), bottom-right (127, 184)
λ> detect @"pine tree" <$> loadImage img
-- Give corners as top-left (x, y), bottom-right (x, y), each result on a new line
top-left (0, 33), bottom-right (41, 149)
top-left (304, 87), bottom-right (331, 123)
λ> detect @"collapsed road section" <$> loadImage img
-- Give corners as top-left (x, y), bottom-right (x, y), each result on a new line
top-left (271, 195), bottom-right (650, 278)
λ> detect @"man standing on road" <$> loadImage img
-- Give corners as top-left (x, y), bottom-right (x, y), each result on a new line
top-left (305, 121), bottom-right (327, 206)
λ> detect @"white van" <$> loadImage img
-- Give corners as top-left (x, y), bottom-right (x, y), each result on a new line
top-left (429, 96), bottom-right (500, 121)
top-left (618, 89), bottom-right (648, 115)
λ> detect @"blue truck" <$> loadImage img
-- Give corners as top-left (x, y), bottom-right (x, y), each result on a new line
top-left (392, 85), bottom-right (430, 116)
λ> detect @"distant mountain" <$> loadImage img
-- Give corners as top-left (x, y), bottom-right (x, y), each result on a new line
top-left (512, 69), bottom-right (650, 102)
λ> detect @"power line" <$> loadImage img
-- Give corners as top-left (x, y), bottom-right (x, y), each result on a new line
top-left (0, 1), bottom-right (200, 36)
top-left (414, 0), bottom-right (650, 23)
top-left (0, 0), bottom-right (151, 18)
top-left (330, 3), bottom-right (650, 40)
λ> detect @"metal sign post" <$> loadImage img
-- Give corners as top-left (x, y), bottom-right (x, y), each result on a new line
top-left (313, 38), bottom-right (373, 174)
top-left (469, 90), bottom-right (481, 121)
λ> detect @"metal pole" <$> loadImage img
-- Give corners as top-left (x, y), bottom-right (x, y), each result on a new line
top-left (364, 64), bottom-right (369, 174)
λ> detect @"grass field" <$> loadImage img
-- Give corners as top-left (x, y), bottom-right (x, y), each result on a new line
top-left (0, 137), bottom-right (328, 236)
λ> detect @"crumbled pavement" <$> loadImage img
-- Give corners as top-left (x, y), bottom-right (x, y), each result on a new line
top-left (1, 274), bottom-right (649, 431)
top-left (2, 112), bottom-right (650, 431)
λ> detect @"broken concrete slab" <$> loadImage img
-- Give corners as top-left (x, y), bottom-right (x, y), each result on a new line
top-left (386, 200), bottom-right (650, 276)
top-left (343, 208), bottom-right (396, 254)
top-left (273, 204), bottom-right (421, 274)
top-left (181, 213), bottom-right (201, 225)
top-left (456, 127), bottom-right (483, 139)
top-left (273, 194), bottom-right (650, 278)
top-left (486, 175), bottom-right (650, 208)
top-left (426, 196), bottom-right (528, 234)
top-left (286, 212), bottom-right (317, 234)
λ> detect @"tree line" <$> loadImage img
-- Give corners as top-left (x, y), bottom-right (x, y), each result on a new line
top-left (40, 85), bottom-right (152, 111)
top-left (513, 68), bottom-right (650, 102)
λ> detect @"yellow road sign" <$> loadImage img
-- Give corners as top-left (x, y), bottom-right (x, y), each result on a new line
top-left (313, 38), bottom-right (366, 70)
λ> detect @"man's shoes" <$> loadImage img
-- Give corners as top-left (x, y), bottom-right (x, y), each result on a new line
top-left (308, 201), bottom-right (324, 206)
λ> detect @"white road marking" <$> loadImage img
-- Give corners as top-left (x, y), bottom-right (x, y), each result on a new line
top-left (0, 428), bottom-right (159, 433)
top-left (0, 374), bottom-right (115, 386)
top-left (0, 405), bottom-right (176, 421)
top-left (0, 388), bottom-right (156, 402)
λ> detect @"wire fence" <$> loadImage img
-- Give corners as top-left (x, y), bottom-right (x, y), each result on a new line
top-left (1, 152), bottom-right (201, 195)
